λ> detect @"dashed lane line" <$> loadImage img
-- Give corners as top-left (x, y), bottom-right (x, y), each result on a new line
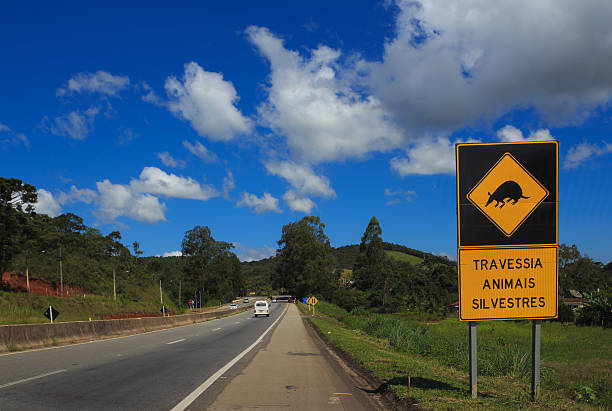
top-left (167, 338), bottom-right (186, 345)
top-left (0, 370), bottom-right (67, 390)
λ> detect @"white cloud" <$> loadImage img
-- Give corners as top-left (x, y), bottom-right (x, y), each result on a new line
top-left (496, 125), bottom-right (554, 142)
top-left (265, 160), bottom-right (335, 198)
top-left (265, 160), bottom-right (335, 212)
top-left (390, 137), bottom-right (474, 176)
top-left (234, 244), bottom-right (276, 262)
top-left (61, 167), bottom-right (218, 224)
top-left (141, 82), bottom-right (163, 106)
top-left (367, 0), bottom-right (612, 131)
top-left (130, 167), bottom-right (218, 201)
top-left (563, 141), bottom-right (612, 169)
top-left (59, 186), bottom-right (97, 205)
top-left (50, 106), bottom-right (99, 140)
top-left (57, 71), bottom-right (130, 96)
top-left (384, 187), bottom-right (416, 205)
top-left (222, 170), bottom-right (235, 199)
top-left (237, 192), bottom-right (281, 214)
top-left (163, 250), bottom-right (183, 257)
top-left (165, 62), bottom-right (252, 141)
top-left (94, 180), bottom-right (167, 224)
top-left (0, 123), bottom-right (29, 148)
top-left (117, 128), bottom-right (136, 145)
top-left (283, 190), bottom-right (316, 213)
top-left (247, 26), bottom-right (404, 164)
top-left (33, 189), bottom-right (62, 217)
top-left (183, 140), bottom-right (218, 163)
top-left (157, 152), bottom-right (186, 168)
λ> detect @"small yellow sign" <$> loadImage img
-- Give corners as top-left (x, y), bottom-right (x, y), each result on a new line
top-left (308, 296), bottom-right (318, 306)
top-left (458, 247), bottom-right (557, 321)
top-left (467, 153), bottom-right (548, 237)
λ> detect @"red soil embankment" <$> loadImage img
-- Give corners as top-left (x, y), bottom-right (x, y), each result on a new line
top-left (1, 272), bottom-right (90, 297)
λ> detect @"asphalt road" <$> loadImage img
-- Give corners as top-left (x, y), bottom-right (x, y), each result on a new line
top-left (0, 300), bottom-right (286, 410)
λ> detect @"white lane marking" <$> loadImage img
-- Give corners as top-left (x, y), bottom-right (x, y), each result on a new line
top-left (212, 328), bottom-right (221, 331)
top-left (235, 322), bottom-right (240, 324)
top-left (171, 305), bottom-right (287, 411)
top-left (0, 308), bottom-right (248, 358)
top-left (166, 338), bottom-right (186, 345)
top-left (0, 369), bottom-right (67, 390)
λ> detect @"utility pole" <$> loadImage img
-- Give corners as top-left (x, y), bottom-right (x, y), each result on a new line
top-left (59, 246), bottom-right (63, 298)
top-left (159, 279), bottom-right (163, 305)
top-left (25, 251), bottom-right (30, 293)
top-left (113, 266), bottom-right (116, 301)
top-left (178, 280), bottom-right (181, 308)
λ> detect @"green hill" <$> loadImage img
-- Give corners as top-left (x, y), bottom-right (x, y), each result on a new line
top-left (385, 250), bottom-right (423, 264)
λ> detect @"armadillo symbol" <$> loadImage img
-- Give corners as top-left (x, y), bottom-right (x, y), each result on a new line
top-left (486, 180), bottom-right (529, 208)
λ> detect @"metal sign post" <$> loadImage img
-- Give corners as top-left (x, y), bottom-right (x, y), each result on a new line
top-left (456, 141), bottom-right (558, 402)
top-left (531, 319), bottom-right (541, 400)
top-left (469, 322), bottom-right (477, 398)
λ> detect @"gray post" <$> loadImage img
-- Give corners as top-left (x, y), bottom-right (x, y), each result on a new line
top-left (531, 319), bottom-right (541, 401)
top-left (469, 321), bottom-right (477, 399)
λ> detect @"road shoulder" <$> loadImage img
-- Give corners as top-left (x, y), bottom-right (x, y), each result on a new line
top-left (206, 303), bottom-right (382, 410)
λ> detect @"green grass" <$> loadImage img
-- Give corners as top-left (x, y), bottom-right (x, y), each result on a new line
top-left (303, 301), bottom-right (611, 409)
top-left (0, 287), bottom-right (176, 324)
top-left (385, 250), bottom-right (424, 265)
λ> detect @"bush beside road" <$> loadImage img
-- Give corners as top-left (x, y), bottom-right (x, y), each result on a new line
top-left (300, 301), bottom-right (611, 410)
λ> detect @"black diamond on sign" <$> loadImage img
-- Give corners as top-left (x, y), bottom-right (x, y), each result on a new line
top-left (160, 307), bottom-right (168, 315)
top-left (43, 307), bottom-right (59, 320)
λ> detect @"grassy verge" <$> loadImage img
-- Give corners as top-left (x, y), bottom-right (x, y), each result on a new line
top-left (0, 288), bottom-right (177, 324)
top-left (300, 302), bottom-right (611, 410)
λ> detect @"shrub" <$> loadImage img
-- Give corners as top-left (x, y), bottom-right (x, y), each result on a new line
top-left (556, 300), bottom-right (575, 323)
top-left (576, 289), bottom-right (611, 328)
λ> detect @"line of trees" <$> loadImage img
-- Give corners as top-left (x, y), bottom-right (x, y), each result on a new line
top-left (273, 215), bottom-right (458, 314)
top-left (1, 177), bottom-right (244, 308)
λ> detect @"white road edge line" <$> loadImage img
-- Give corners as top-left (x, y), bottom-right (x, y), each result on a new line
top-left (0, 369), bottom-right (67, 390)
top-left (166, 338), bottom-right (186, 345)
top-left (171, 305), bottom-right (287, 411)
top-left (211, 328), bottom-right (221, 331)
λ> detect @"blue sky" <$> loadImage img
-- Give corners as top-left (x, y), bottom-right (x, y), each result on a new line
top-left (1, 1), bottom-right (611, 263)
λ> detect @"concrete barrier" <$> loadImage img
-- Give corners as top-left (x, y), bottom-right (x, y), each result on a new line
top-left (0, 305), bottom-right (252, 353)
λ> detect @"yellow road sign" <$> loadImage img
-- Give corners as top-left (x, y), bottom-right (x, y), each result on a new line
top-left (309, 296), bottom-right (318, 306)
top-left (467, 152), bottom-right (549, 237)
top-left (458, 246), bottom-right (557, 321)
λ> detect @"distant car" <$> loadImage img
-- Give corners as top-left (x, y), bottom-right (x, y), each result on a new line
top-left (243, 298), bottom-right (249, 303)
top-left (272, 299), bottom-right (277, 303)
top-left (229, 304), bottom-right (238, 310)
top-left (254, 301), bottom-right (269, 317)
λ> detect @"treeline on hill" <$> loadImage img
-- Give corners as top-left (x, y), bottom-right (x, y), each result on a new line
top-left (271, 216), bottom-right (458, 315)
top-left (1, 178), bottom-right (244, 308)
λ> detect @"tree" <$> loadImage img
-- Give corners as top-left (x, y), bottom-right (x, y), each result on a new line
top-left (0, 178), bottom-right (38, 275)
top-left (274, 216), bottom-right (336, 298)
top-left (132, 241), bottom-right (143, 257)
top-left (559, 244), bottom-right (607, 296)
top-left (181, 225), bottom-right (233, 298)
top-left (353, 216), bottom-right (385, 291)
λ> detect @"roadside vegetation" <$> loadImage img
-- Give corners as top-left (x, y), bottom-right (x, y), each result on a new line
top-left (1, 177), bottom-right (244, 324)
top-left (0, 287), bottom-right (174, 324)
top-left (302, 301), bottom-right (611, 409)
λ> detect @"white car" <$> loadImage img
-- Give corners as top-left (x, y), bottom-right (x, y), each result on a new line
top-left (254, 301), bottom-right (269, 317)
top-left (229, 304), bottom-right (238, 310)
